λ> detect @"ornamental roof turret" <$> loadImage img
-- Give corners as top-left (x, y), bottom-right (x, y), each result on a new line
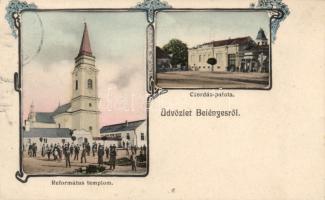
top-left (256, 28), bottom-right (267, 40)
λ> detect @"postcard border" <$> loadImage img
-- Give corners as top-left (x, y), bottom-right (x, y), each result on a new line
top-left (14, 8), bottom-right (151, 183)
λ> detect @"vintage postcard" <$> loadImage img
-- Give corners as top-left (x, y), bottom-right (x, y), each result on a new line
top-left (0, 0), bottom-right (324, 200)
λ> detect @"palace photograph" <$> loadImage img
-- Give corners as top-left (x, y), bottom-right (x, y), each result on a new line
top-left (21, 12), bottom-right (148, 175)
top-left (155, 11), bottom-right (271, 89)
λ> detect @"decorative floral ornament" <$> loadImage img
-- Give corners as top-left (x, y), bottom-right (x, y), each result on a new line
top-left (5, 0), bottom-right (37, 38)
top-left (134, 0), bottom-right (172, 23)
top-left (253, 0), bottom-right (290, 42)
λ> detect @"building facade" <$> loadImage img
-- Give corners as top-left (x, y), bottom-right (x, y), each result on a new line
top-left (188, 28), bottom-right (269, 73)
top-left (100, 120), bottom-right (147, 148)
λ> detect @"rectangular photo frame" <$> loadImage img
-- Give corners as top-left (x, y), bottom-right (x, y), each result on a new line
top-left (15, 9), bottom-right (151, 182)
top-left (153, 9), bottom-right (283, 90)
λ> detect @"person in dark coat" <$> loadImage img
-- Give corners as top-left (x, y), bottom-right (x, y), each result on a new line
top-left (74, 144), bottom-right (80, 160)
top-left (105, 146), bottom-right (109, 159)
top-left (47, 145), bottom-right (52, 160)
top-left (86, 143), bottom-right (90, 156)
top-left (70, 144), bottom-right (74, 158)
top-left (97, 145), bottom-right (104, 166)
top-left (92, 143), bottom-right (97, 157)
top-left (80, 144), bottom-right (87, 163)
top-left (41, 144), bottom-right (45, 157)
top-left (64, 144), bottom-right (71, 168)
top-left (109, 147), bottom-right (117, 170)
top-left (130, 152), bottom-right (137, 171)
top-left (28, 144), bottom-right (32, 157)
top-left (32, 143), bottom-right (37, 157)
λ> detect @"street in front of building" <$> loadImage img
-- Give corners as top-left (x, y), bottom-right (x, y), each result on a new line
top-left (23, 146), bottom-right (147, 175)
top-left (157, 71), bottom-right (269, 88)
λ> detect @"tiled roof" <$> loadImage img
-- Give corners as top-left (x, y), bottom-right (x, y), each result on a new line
top-left (23, 128), bottom-right (71, 138)
top-left (205, 36), bottom-right (254, 47)
top-left (52, 103), bottom-right (71, 116)
top-left (35, 112), bottom-right (55, 123)
top-left (34, 103), bottom-right (71, 123)
top-left (100, 120), bottom-right (145, 134)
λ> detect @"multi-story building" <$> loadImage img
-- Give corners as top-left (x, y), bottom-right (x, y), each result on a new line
top-left (188, 28), bottom-right (269, 73)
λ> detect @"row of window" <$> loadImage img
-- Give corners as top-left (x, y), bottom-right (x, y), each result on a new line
top-left (75, 79), bottom-right (93, 90)
top-left (105, 132), bottom-right (145, 140)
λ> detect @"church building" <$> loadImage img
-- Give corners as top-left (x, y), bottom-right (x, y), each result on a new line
top-left (23, 23), bottom-right (148, 150)
top-left (24, 23), bottom-right (100, 145)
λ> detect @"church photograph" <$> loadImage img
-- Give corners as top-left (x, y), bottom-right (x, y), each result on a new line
top-left (21, 12), bottom-right (148, 175)
top-left (155, 11), bottom-right (271, 89)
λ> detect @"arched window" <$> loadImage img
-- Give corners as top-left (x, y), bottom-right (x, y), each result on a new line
top-left (87, 79), bottom-right (93, 89)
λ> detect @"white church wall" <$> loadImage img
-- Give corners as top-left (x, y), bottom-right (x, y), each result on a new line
top-left (31, 122), bottom-right (57, 129)
top-left (71, 111), bottom-right (99, 137)
top-left (53, 113), bottom-right (72, 129)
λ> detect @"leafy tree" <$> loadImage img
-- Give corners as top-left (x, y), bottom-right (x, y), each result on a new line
top-left (207, 58), bottom-right (217, 66)
top-left (162, 39), bottom-right (188, 67)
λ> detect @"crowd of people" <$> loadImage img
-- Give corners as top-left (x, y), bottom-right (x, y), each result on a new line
top-left (25, 142), bottom-right (147, 172)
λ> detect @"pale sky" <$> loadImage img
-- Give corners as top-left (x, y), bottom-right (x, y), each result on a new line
top-left (156, 11), bottom-right (270, 48)
top-left (21, 11), bottom-right (148, 127)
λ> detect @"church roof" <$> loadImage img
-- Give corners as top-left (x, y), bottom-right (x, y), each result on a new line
top-left (100, 120), bottom-right (145, 134)
top-left (156, 46), bottom-right (171, 59)
top-left (53, 103), bottom-right (71, 116)
top-left (256, 28), bottom-right (267, 40)
top-left (23, 128), bottom-right (71, 138)
top-left (33, 103), bottom-right (71, 123)
top-left (35, 112), bottom-right (55, 123)
top-left (78, 23), bottom-right (92, 57)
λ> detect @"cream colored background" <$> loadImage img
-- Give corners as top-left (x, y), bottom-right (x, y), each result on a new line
top-left (0, 0), bottom-right (324, 199)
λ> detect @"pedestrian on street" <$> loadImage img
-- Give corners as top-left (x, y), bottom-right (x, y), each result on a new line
top-left (98, 145), bottom-right (104, 166)
top-left (105, 146), bottom-right (109, 159)
top-left (74, 144), bottom-right (80, 160)
top-left (130, 152), bottom-right (137, 171)
top-left (80, 144), bottom-right (87, 163)
top-left (41, 144), bottom-right (45, 157)
top-left (70, 144), bottom-right (74, 158)
top-left (47, 146), bottom-right (52, 160)
top-left (64, 144), bottom-right (71, 168)
top-left (109, 147), bottom-right (117, 170)
top-left (32, 143), bottom-right (37, 157)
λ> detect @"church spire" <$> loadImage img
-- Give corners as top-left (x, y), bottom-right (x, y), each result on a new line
top-left (78, 23), bottom-right (92, 57)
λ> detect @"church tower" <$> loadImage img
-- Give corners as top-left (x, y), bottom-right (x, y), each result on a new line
top-left (256, 28), bottom-right (268, 46)
top-left (70, 23), bottom-right (100, 137)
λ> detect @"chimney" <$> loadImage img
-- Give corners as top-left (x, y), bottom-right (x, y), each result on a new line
top-left (125, 120), bottom-right (128, 126)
